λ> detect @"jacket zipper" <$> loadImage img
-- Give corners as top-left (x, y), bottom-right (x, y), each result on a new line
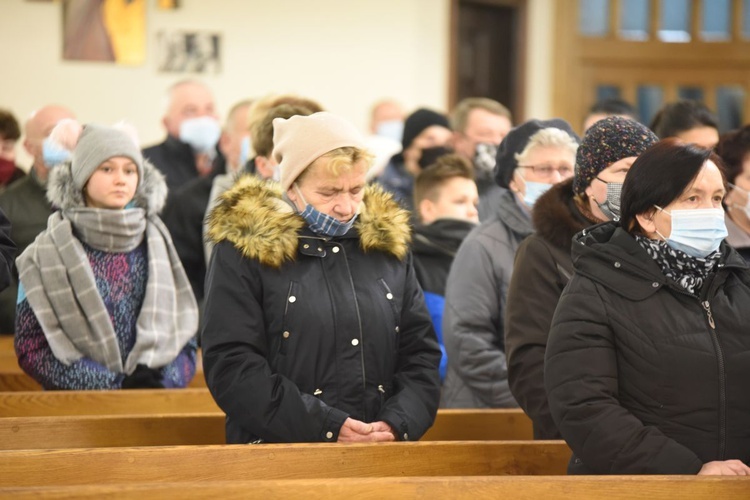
top-left (668, 272), bottom-right (727, 461)
top-left (701, 300), bottom-right (726, 459)
top-left (337, 244), bottom-right (367, 394)
top-left (378, 384), bottom-right (386, 407)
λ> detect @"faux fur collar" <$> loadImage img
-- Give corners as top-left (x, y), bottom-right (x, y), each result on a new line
top-left (207, 175), bottom-right (412, 268)
top-left (532, 178), bottom-right (595, 250)
top-left (46, 159), bottom-right (167, 216)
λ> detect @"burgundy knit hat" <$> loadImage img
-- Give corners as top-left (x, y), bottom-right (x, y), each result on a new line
top-left (574, 116), bottom-right (658, 196)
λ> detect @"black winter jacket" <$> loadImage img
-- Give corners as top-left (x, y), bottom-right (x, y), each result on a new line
top-left (546, 222), bottom-right (750, 474)
top-left (202, 177), bottom-right (441, 444)
top-left (505, 179), bottom-right (593, 439)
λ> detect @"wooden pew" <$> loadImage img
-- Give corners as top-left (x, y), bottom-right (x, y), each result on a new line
top-left (0, 389), bottom-right (532, 439)
top-left (0, 388), bottom-right (221, 416)
top-left (0, 409), bottom-right (533, 448)
top-left (0, 353), bottom-right (40, 391)
top-left (1, 477), bottom-right (748, 500)
top-left (0, 441), bottom-right (572, 486)
top-left (0, 338), bottom-right (206, 390)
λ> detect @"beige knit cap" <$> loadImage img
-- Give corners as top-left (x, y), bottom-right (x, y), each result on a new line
top-left (273, 112), bottom-right (367, 191)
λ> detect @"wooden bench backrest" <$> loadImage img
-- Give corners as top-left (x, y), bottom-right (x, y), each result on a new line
top-left (1, 476), bottom-right (748, 499)
top-left (0, 441), bottom-right (571, 485)
top-left (0, 389), bottom-right (221, 416)
top-left (0, 408), bottom-right (533, 448)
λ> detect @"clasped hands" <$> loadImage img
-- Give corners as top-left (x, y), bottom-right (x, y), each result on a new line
top-left (337, 417), bottom-right (397, 443)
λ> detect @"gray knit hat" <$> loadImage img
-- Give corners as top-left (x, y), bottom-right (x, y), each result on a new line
top-left (71, 124), bottom-right (144, 190)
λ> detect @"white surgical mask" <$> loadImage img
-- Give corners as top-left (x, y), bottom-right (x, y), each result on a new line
top-left (728, 183), bottom-right (750, 217)
top-left (654, 205), bottom-right (728, 258)
top-left (179, 117), bottom-right (221, 154)
top-left (375, 120), bottom-right (404, 143)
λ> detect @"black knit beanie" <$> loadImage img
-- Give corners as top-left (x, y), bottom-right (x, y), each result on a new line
top-left (401, 108), bottom-right (451, 151)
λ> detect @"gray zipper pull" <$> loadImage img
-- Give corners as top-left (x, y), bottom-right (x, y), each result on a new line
top-left (702, 301), bottom-right (716, 329)
top-left (377, 385), bottom-right (385, 394)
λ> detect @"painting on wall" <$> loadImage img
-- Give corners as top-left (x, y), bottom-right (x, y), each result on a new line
top-left (63, 0), bottom-right (146, 65)
top-left (156, 0), bottom-right (179, 9)
top-left (156, 31), bottom-right (222, 74)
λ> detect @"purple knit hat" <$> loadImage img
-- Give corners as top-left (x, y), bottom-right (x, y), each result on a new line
top-left (574, 116), bottom-right (658, 196)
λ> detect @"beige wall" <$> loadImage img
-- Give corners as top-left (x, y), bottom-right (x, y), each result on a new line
top-left (1, 0), bottom-right (554, 169)
top-left (1, 0), bottom-right (451, 168)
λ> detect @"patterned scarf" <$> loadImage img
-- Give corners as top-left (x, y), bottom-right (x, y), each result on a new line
top-left (635, 235), bottom-right (721, 295)
top-left (17, 207), bottom-right (198, 374)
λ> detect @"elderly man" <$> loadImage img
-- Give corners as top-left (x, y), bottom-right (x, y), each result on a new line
top-left (202, 112), bottom-right (441, 443)
top-left (450, 97), bottom-right (513, 221)
top-left (0, 104), bottom-right (75, 333)
top-left (143, 79), bottom-right (223, 190)
top-left (160, 99), bottom-right (251, 303)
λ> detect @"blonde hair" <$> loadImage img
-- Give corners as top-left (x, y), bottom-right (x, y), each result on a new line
top-left (514, 127), bottom-right (578, 166)
top-left (247, 94), bottom-right (324, 138)
top-left (297, 147), bottom-right (374, 184)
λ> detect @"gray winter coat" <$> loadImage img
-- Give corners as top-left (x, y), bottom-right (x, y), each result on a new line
top-left (441, 189), bottom-right (532, 407)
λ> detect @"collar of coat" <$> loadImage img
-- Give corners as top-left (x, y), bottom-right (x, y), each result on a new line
top-left (532, 178), bottom-right (596, 251)
top-left (206, 175), bottom-right (411, 268)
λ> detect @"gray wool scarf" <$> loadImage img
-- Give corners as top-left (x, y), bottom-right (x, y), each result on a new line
top-left (17, 207), bottom-right (198, 374)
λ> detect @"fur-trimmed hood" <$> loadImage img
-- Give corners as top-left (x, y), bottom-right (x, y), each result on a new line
top-left (47, 159), bottom-right (168, 216)
top-left (532, 178), bottom-right (595, 250)
top-left (207, 175), bottom-right (412, 268)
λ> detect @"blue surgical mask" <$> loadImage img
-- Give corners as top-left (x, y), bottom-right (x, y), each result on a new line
top-left (42, 137), bottom-right (71, 167)
top-left (179, 117), bottom-right (221, 154)
top-left (522, 180), bottom-right (552, 207)
top-left (238, 136), bottom-right (251, 170)
top-left (375, 120), bottom-right (404, 143)
top-left (295, 185), bottom-right (358, 237)
top-left (654, 205), bottom-right (728, 258)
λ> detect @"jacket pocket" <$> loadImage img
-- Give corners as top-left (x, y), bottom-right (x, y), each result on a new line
top-left (377, 278), bottom-right (401, 338)
top-left (279, 280), bottom-right (299, 356)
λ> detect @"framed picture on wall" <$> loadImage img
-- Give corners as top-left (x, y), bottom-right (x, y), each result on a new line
top-left (63, 0), bottom-right (146, 65)
top-left (156, 31), bottom-right (221, 74)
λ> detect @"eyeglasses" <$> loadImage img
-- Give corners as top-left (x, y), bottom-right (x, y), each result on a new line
top-left (519, 164), bottom-right (574, 178)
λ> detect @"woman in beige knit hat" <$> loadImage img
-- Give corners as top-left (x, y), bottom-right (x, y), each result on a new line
top-left (203, 111), bottom-right (441, 444)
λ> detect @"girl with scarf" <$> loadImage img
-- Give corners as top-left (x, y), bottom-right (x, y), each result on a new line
top-left (545, 139), bottom-right (750, 475)
top-left (15, 121), bottom-right (198, 390)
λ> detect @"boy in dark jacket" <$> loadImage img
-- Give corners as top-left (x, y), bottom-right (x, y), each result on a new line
top-left (412, 153), bottom-right (479, 381)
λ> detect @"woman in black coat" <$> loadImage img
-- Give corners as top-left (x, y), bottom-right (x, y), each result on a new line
top-left (545, 139), bottom-right (750, 475)
top-left (202, 112), bottom-right (441, 444)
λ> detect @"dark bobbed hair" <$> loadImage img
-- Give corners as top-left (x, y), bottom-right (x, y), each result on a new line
top-left (649, 100), bottom-right (718, 139)
top-left (0, 109), bottom-right (20, 141)
top-left (715, 125), bottom-right (750, 184)
top-left (588, 98), bottom-right (636, 118)
top-left (620, 139), bottom-right (726, 234)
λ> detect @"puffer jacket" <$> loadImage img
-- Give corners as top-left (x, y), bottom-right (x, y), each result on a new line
top-left (546, 222), bottom-right (750, 474)
top-left (441, 189), bottom-right (532, 408)
top-left (412, 218), bottom-right (476, 380)
top-left (202, 176), bottom-right (441, 444)
top-left (505, 178), bottom-right (592, 438)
